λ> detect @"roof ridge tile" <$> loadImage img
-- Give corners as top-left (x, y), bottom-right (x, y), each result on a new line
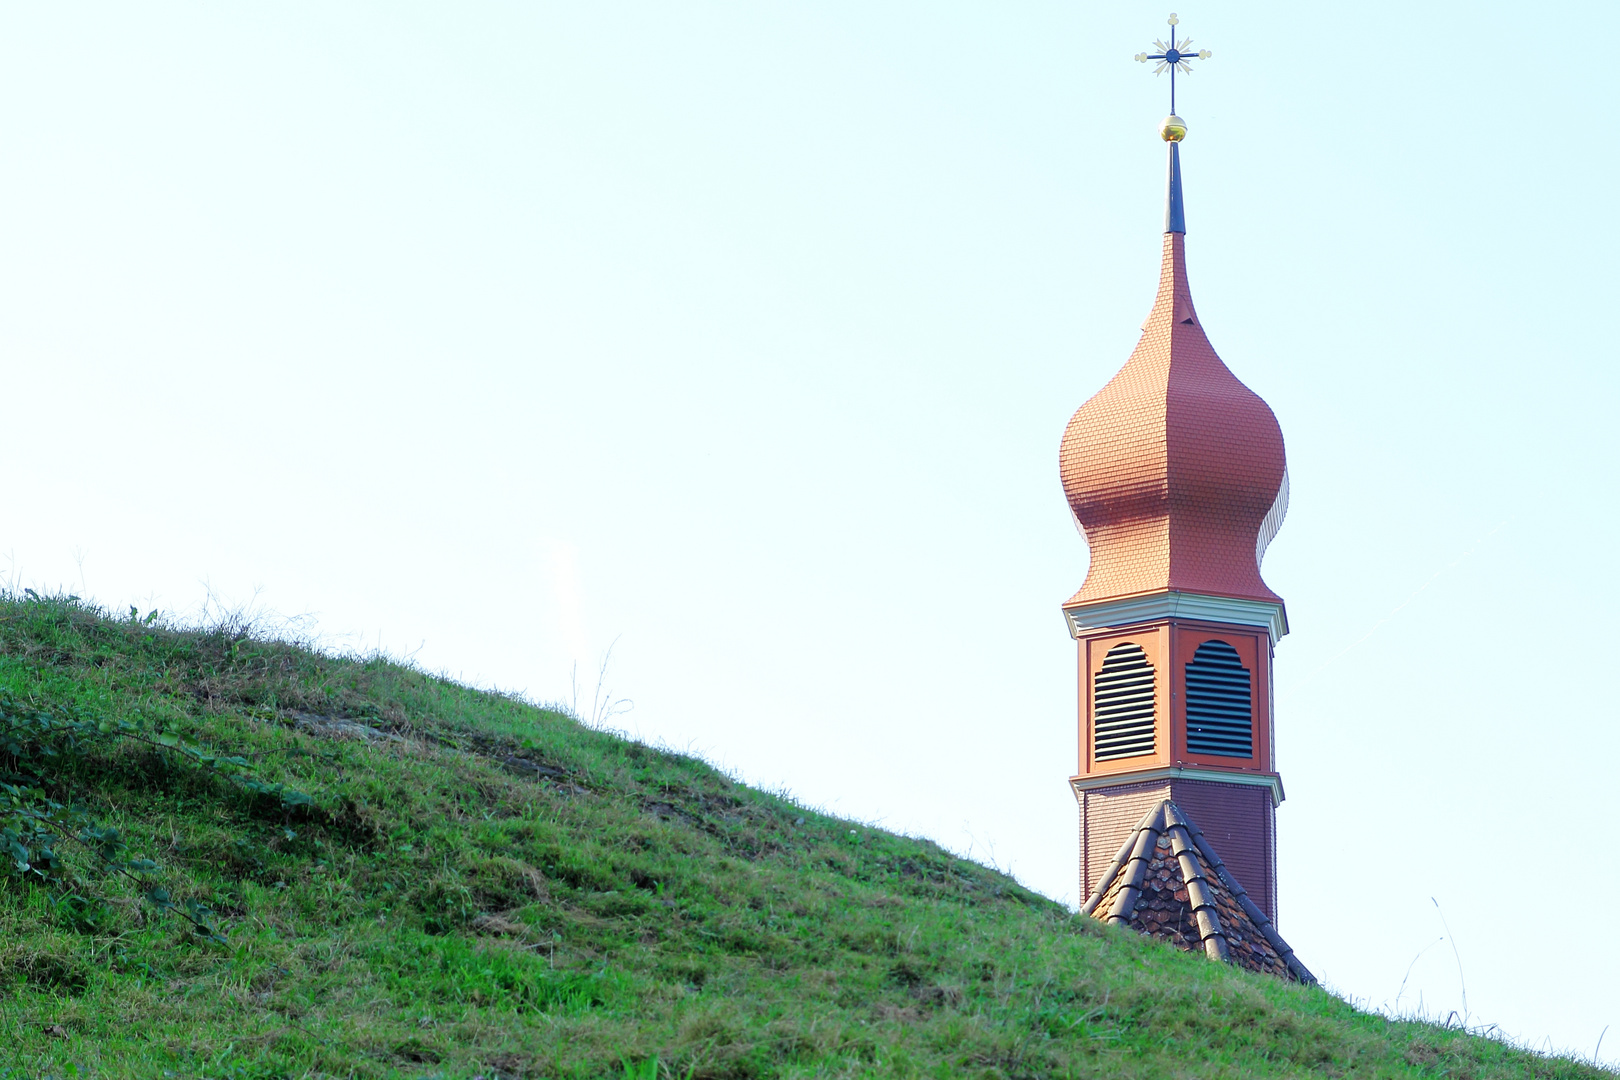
top-left (1082, 799), bottom-right (1314, 983)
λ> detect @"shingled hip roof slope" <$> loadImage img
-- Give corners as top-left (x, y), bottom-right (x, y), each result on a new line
top-left (1080, 799), bottom-right (1314, 983)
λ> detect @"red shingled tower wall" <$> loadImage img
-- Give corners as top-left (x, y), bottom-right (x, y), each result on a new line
top-left (1061, 175), bottom-right (1290, 925)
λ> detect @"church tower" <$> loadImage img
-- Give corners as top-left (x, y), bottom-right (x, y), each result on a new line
top-left (1063, 19), bottom-right (1294, 938)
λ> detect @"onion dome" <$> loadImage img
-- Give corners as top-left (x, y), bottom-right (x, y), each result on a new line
top-left (1059, 142), bottom-right (1287, 608)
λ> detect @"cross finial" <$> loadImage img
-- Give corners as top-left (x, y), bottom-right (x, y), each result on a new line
top-left (1134, 13), bottom-right (1212, 130)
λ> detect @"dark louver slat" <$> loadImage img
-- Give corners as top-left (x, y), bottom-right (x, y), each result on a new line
top-left (1184, 640), bottom-right (1252, 758)
top-left (1094, 643), bottom-right (1156, 761)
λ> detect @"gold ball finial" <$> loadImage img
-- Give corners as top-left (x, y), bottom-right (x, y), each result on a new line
top-left (1159, 114), bottom-right (1188, 142)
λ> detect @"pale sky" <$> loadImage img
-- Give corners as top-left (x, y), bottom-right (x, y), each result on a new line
top-left (0, 2), bottom-right (1613, 1064)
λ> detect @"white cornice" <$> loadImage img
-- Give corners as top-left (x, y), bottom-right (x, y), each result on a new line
top-left (1069, 766), bottom-right (1285, 807)
top-left (1063, 591), bottom-right (1289, 644)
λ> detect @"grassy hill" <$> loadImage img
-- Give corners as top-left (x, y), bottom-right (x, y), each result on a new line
top-left (0, 594), bottom-right (1604, 1080)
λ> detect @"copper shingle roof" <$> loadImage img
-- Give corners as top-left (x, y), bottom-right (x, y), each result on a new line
top-left (1080, 799), bottom-right (1314, 983)
top-left (1058, 230), bottom-right (1288, 608)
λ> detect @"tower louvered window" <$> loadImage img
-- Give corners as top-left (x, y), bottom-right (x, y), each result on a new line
top-left (1185, 640), bottom-right (1253, 757)
top-left (1093, 643), bottom-right (1156, 761)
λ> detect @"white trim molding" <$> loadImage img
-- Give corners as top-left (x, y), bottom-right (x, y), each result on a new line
top-left (1063, 591), bottom-right (1289, 645)
top-left (1069, 766), bottom-right (1285, 807)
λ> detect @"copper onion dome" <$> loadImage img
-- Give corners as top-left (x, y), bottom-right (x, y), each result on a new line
top-left (1059, 142), bottom-right (1288, 608)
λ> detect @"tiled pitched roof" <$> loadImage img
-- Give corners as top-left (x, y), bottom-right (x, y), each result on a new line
top-left (1080, 799), bottom-right (1314, 983)
top-left (1058, 230), bottom-right (1288, 608)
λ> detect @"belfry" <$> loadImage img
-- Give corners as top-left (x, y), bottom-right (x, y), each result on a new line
top-left (1063, 15), bottom-right (1311, 980)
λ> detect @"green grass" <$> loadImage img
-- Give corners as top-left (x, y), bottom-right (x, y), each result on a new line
top-left (0, 593), bottom-right (1604, 1079)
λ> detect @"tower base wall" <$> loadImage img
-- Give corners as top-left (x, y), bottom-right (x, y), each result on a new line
top-left (1079, 778), bottom-right (1276, 923)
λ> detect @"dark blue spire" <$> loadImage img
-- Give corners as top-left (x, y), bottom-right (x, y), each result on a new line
top-left (1164, 140), bottom-right (1185, 235)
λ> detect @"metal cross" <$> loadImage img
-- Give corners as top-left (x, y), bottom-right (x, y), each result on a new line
top-left (1134, 13), bottom-right (1212, 115)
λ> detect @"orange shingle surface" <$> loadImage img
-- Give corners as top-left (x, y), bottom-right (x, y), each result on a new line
top-left (1060, 232), bottom-right (1286, 606)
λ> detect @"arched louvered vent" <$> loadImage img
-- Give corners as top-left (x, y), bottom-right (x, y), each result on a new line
top-left (1185, 640), bottom-right (1253, 758)
top-left (1093, 643), bottom-right (1156, 761)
